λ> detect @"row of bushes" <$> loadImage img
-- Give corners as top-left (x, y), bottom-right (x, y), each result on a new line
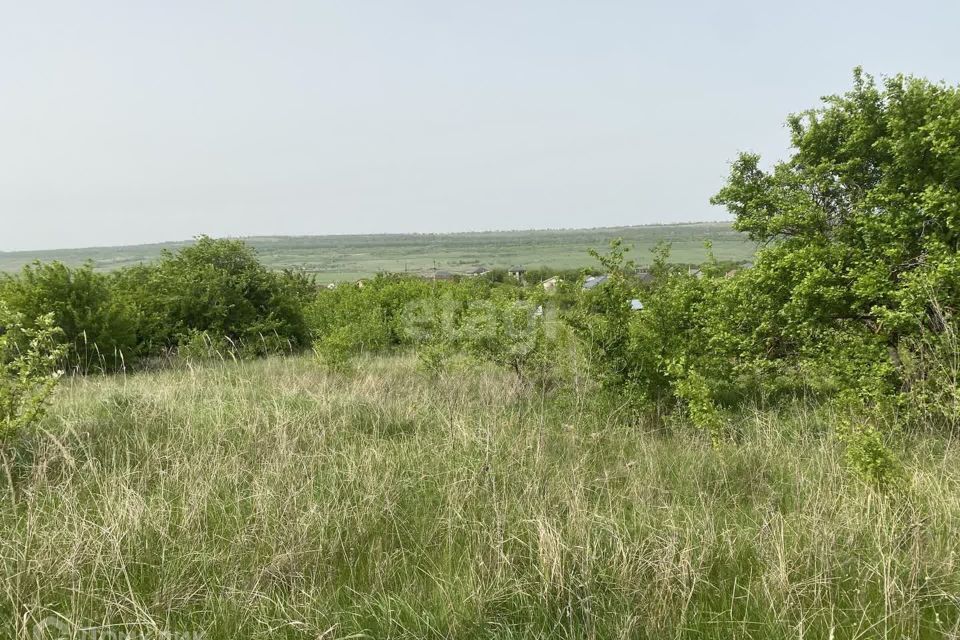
top-left (0, 237), bottom-right (315, 373)
top-left (0, 239), bottom-right (556, 438)
top-left (0, 237), bottom-right (576, 375)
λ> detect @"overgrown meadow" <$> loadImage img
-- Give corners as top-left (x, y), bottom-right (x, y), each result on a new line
top-left (2, 70), bottom-right (960, 638)
top-left (5, 355), bottom-right (960, 639)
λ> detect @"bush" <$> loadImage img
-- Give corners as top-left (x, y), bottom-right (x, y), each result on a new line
top-left (898, 300), bottom-right (960, 432)
top-left (0, 262), bottom-right (137, 373)
top-left (0, 239), bottom-right (315, 370)
top-left (0, 304), bottom-right (66, 441)
top-left (836, 416), bottom-right (906, 492)
top-left (563, 240), bottom-right (643, 392)
top-left (306, 275), bottom-right (434, 366)
top-left (457, 289), bottom-right (548, 381)
top-left (146, 237), bottom-right (312, 356)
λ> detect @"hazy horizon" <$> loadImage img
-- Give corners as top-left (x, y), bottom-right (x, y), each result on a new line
top-left (1, 219), bottom-right (736, 254)
top-left (3, 1), bottom-right (959, 251)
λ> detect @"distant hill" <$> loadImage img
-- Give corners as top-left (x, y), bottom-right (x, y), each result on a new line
top-left (0, 222), bottom-right (755, 282)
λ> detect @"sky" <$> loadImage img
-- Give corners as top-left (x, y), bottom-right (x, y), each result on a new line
top-left (1, 1), bottom-right (958, 251)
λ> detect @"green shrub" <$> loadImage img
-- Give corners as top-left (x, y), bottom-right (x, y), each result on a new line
top-left (305, 275), bottom-right (429, 365)
top-left (563, 240), bottom-right (643, 392)
top-left (0, 304), bottom-right (66, 441)
top-left (836, 417), bottom-right (906, 492)
top-left (562, 70), bottom-right (960, 432)
top-left (0, 239), bottom-right (314, 370)
top-left (146, 237), bottom-right (312, 355)
top-left (0, 261), bottom-right (137, 373)
top-left (457, 289), bottom-right (548, 381)
top-left (174, 329), bottom-right (239, 363)
top-left (898, 301), bottom-right (960, 432)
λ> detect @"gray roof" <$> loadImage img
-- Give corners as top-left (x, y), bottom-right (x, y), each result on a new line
top-left (467, 266), bottom-right (489, 274)
top-left (508, 265), bottom-right (526, 273)
top-left (583, 274), bottom-right (609, 290)
top-left (629, 299), bottom-right (644, 311)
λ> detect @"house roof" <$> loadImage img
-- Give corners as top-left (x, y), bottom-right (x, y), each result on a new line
top-left (630, 299), bottom-right (644, 311)
top-left (583, 274), bottom-right (609, 290)
top-left (467, 266), bottom-right (489, 274)
top-left (508, 265), bottom-right (526, 273)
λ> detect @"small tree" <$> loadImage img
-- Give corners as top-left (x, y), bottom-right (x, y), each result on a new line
top-left (457, 289), bottom-right (548, 382)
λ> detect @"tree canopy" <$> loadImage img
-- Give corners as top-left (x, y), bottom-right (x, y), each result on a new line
top-left (712, 69), bottom-right (960, 352)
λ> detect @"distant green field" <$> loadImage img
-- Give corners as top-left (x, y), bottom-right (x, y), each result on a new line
top-left (0, 222), bottom-right (755, 282)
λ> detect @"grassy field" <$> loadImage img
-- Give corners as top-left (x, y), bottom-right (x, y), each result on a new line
top-left (0, 222), bottom-right (755, 281)
top-left (4, 353), bottom-right (960, 639)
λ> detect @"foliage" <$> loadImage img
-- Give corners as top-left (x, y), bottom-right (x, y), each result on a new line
top-left (563, 240), bottom-right (641, 390)
top-left (457, 289), bottom-right (548, 381)
top-left (0, 70), bottom-right (956, 451)
top-left (897, 300), bottom-right (960, 431)
top-left (836, 417), bottom-right (906, 492)
top-left (0, 304), bottom-right (65, 440)
top-left (711, 68), bottom-right (960, 395)
top-left (149, 237), bottom-right (311, 355)
top-left (175, 329), bottom-right (242, 364)
top-left (306, 275), bottom-right (434, 367)
top-left (0, 238), bottom-right (315, 368)
top-left (562, 70), bottom-right (960, 438)
top-left (0, 261), bottom-right (137, 373)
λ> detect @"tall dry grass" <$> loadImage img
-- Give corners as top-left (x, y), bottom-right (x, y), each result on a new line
top-left (2, 354), bottom-right (960, 638)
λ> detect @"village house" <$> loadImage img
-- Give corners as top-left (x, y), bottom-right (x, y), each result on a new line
top-left (541, 275), bottom-right (561, 292)
top-left (508, 265), bottom-right (526, 283)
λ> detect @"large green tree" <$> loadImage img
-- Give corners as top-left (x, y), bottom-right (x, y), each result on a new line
top-left (712, 69), bottom-right (960, 391)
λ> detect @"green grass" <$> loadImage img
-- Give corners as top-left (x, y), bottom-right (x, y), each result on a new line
top-left (3, 354), bottom-right (960, 638)
top-left (0, 222), bottom-right (755, 282)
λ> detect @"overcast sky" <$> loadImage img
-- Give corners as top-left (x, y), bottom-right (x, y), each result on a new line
top-left (1, 1), bottom-right (958, 250)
